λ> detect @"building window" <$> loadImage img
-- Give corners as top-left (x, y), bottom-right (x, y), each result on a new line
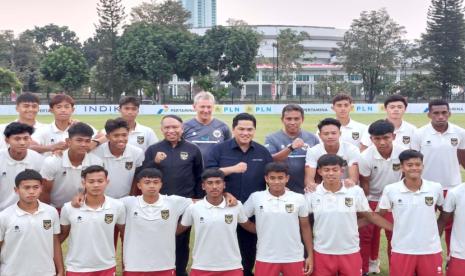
top-left (348, 74), bottom-right (362, 81)
top-left (296, 75), bottom-right (310, 81)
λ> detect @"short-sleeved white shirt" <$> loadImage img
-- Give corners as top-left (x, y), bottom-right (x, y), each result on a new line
top-left (359, 144), bottom-right (407, 201)
top-left (411, 123), bottom-right (465, 190)
top-left (0, 201), bottom-right (60, 276)
top-left (0, 120), bottom-right (46, 150)
top-left (92, 143), bottom-right (144, 198)
top-left (305, 141), bottom-right (360, 179)
top-left (60, 196), bottom-right (126, 272)
top-left (362, 120), bottom-right (417, 148)
top-left (443, 184), bottom-right (465, 260)
top-left (121, 195), bottom-right (191, 271)
top-left (306, 184), bottom-right (370, 254)
top-left (244, 190), bottom-right (308, 263)
top-left (40, 150), bottom-right (103, 208)
top-left (181, 198), bottom-right (247, 271)
top-left (378, 179), bottom-right (443, 255)
top-left (0, 149), bottom-right (44, 211)
top-left (101, 122), bottom-right (158, 151)
top-left (340, 119), bottom-right (368, 148)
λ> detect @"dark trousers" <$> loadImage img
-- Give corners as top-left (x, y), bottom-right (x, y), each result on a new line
top-left (237, 226), bottom-right (257, 276)
top-left (176, 228), bottom-right (190, 276)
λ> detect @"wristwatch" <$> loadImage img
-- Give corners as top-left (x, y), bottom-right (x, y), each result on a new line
top-left (287, 144), bottom-right (295, 151)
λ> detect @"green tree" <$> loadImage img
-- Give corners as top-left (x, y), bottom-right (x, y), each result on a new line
top-left (40, 46), bottom-right (89, 94)
top-left (130, 0), bottom-right (191, 29)
top-left (0, 67), bottom-right (22, 95)
top-left (338, 9), bottom-right (406, 103)
top-left (421, 0), bottom-right (465, 99)
top-left (0, 31), bottom-right (14, 68)
top-left (314, 74), bottom-right (354, 98)
top-left (22, 24), bottom-right (81, 55)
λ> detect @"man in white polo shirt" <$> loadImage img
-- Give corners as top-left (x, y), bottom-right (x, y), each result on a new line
top-left (378, 150), bottom-right (444, 276)
top-left (179, 168), bottom-right (255, 276)
top-left (0, 169), bottom-right (64, 276)
top-left (438, 183), bottom-right (465, 276)
top-left (122, 168), bottom-right (192, 275)
top-left (243, 162), bottom-right (313, 276)
top-left (305, 118), bottom-right (360, 189)
top-left (358, 119), bottom-right (407, 274)
top-left (306, 154), bottom-right (392, 276)
top-left (331, 93), bottom-right (367, 148)
top-left (0, 122), bottom-right (44, 211)
top-left (60, 165), bottom-right (125, 276)
top-left (40, 122), bottom-right (103, 210)
top-left (411, 99), bottom-right (465, 254)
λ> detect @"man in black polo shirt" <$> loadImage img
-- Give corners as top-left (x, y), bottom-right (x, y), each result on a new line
top-left (206, 112), bottom-right (273, 276)
top-left (141, 114), bottom-right (203, 276)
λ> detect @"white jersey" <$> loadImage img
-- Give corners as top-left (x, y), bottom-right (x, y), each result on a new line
top-left (181, 198), bottom-right (247, 271)
top-left (60, 196), bottom-right (126, 272)
top-left (378, 179), bottom-right (443, 255)
top-left (0, 201), bottom-right (60, 276)
top-left (121, 195), bottom-right (191, 271)
top-left (362, 120), bottom-right (416, 149)
top-left (101, 122), bottom-right (158, 151)
top-left (0, 149), bottom-right (44, 211)
top-left (306, 184), bottom-right (370, 254)
top-left (411, 123), bottom-right (465, 190)
top-left (340, 119), bottom-right (367, 148)
top-left (443, 184), bottom-right (465, 260)
top-left (358, 144), bottom-right (407, 201)
top-left (244, 190), bottom-right (308, 263)
top-left (40, 150), bottom-right (103, 208)
top-left (92, 143), bottom-right (144, 198)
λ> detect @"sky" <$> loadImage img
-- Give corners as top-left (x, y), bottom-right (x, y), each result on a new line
top-left (0, 0), bottom-right (430, 41)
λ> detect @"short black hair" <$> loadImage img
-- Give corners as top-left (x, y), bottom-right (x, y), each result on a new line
top-left (16, 92), bottom-right (40, 105)
top-left (119, 96), bottom-right (140, 108)
top-left (162, 114), bottom-right (183, 124)
top-left (49, 94), bottom-right (75, 108)
top-left (135, 168), bottom-right (163, 182)
top-left (232, 113), bottom-right (256, 129)
top-left (281, 104), bottom-right (304, 119)
top-left (428, 99), bottom-right (449, 111)
top-left (264, 162), bottom-right (289, 175)
top-left (332, 93), bottom-right (353, 105)
top-left (399, 149), bottom-right (423, 164)
top-left (68, 122), bottom-right (94, 139)
top-left (104, 118), bottom-right (129, 134)
top-left (81, 165), bottom-right (108, 179)
top-left (3, 122), bottom-right (34, 138)
top-left (384, 95), bottom-right (408, 108)
top-left (317, 154), bottom-right (344, 168)
top-left (317, 118), bottom-right (341, 131)
top-left (368, 119), bottom-right (395, 136)
top-left (201, 168), bottom-right (225, 182)
top-left (15, 169), bottom-right (42, 187)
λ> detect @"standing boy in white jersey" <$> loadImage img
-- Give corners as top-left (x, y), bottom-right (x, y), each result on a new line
top-left (331, 93), bottom-right (367, 148)
top-left (306, 154), bottom-right (392, 276)
top-left (378, 150), bottom-right (444, 276)
top-left (0, 122), bottom-right (44, 211)
top-left (178, 168), bottom-right (255, 276)
top-left (40, 122), bottom-right (103, 210)
top-left (243, 162), bottom-right (313, 276)
top-left (358, 119), bottom-right (406, 274)
top-left (0, 169), bottom-right (64, 276)
top-left (122, 168), bottom-right (192, 275)
top-left (60, 165), bottom-right (125, 276)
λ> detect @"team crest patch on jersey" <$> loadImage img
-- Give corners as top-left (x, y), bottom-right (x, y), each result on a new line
top-left (224, 214), bottom-right (233, 224)
top-left (161, 209), bottom-right (169, 220)
top-left (402, 136), bottom-right (410, 144)
top-left (137, 136), bottom-right (144, 144)
top-left (345, 197), bottom-right (353, 207)
top-left (213, 129), bottom-right (222, 138)
top-left (125, 162), bottom-right (133, 170)
top-left (425, 196), bottom-right (434, 206)
top-left (180, 152), bottom-right (189, 160)
top-left (352, 132), bottom-right (360, 140)
top-left (285, 204), bottom-right (294, 213)
top-left (392, 163), bottom-right (401, 171)
top-left (451, 138), bottom-right (458, 146)
top-left (43, 220), bottom-right (52, 230)
top-left (104, 214), bottom-right (114, 224)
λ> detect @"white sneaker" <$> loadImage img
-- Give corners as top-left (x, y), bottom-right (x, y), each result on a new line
top-left (368, 259), bottom-right (380, 274)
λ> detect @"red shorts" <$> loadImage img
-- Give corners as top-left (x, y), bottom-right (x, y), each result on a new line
top-left (447, 257), bottom-right (465, 276)
top-left (189, 269), bottom-right (243, 276)
top-left (66, 267), bottom-right (116, 276)
top-left (123, 269), bottom-right (175, 276)
top-left (312, 251), bottom-right (362, 276)
top-left (390, 252), bottom-right (443, 276)
top-left (255, 260), bottom-right (305, 276)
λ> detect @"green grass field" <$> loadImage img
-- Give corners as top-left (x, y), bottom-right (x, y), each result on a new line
top-left (1, 113), bottom-right (463, 275)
